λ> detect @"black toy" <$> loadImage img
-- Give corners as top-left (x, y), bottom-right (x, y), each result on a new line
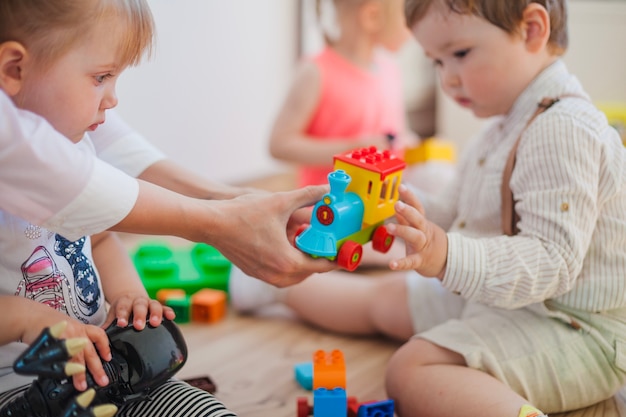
top-left (0, 318), bottom-right (187, 417)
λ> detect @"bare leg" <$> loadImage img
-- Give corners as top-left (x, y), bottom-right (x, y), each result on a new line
top-left (283, 270), bottom-right (414, 341)
top-left (386, 338), bottom-right (533, 417)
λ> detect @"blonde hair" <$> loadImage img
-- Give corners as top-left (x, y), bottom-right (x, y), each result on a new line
top-left (0, 0), bottom-right (154, 69)
top-left (405, 0), bottom-right (568, 55)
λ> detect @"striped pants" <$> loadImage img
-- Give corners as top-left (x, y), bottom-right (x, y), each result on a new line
top-left (0, 379), bottom-right (237, 417)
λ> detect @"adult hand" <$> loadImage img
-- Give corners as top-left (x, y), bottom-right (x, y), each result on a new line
top-left (386, 184), bottom-right (448, 279)
top-left (202, 185), bottom-right (336, 287)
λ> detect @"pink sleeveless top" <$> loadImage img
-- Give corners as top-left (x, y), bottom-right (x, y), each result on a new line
top-left (299, 47), bottom-right (405, 186)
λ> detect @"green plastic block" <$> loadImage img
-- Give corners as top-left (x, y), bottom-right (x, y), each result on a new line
top-left (133, 241), bottom-right (231, 299)
top-left (165, 295), bottom-right (191, 323)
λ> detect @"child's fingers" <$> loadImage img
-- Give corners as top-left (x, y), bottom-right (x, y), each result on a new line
top-left (146, 299), bottom-right (166, 327)
top-left (162, 305), bottom-right (176, 322)
top-left (113, 295), bottom-right (134, 327)
top-left (130, 297), bottom-right (151, 330)
top-left (88, 326), bottom-right (112, 363)
top-left (394, 200), bottom-right (427, 232)
top-left (398, 184), bottom-right (425, 215)
top-left (386, 223), bottom-right (427, 251)
top-left (390, 254), bottom-right (423, 271)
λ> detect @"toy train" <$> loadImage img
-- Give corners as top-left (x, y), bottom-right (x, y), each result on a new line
top-left (295, 146), bottom-right (406, 271)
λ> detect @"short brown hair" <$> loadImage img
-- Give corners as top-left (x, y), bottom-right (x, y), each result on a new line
top-left (0, 0), bottom-right (154, 69)
top-left (405, 0), bottom-right (568, 55)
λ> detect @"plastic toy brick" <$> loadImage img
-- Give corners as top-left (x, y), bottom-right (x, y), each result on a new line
top-left (313, 387), bottom-right (347, 417)
top-left (596, 102), bottom-right (626, 145)
top-left (403, 138), bottom-right (456, 165)
top-left (313, 349), bottom-right (346, 390)
top-left (183, 375), bottom-right (217, 394)
top-left (133, 241), bottom-right (231, 299)
top-left (156, 288), bottom-right (186, 305)
top-left (164, 295), bottom-right (191, 323)
top-left (294, 361), bottom-right (313, 391)
top-left (191, 288), bottom-right (227, 323)
top-left (356, 399), bottom-right (394, 417)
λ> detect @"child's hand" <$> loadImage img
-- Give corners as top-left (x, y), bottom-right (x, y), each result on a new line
top-left (56, 320), bottom-right (112, 392)
top-left (387, 184), bottom-right (448, 278)
top-left (16, 302), bottom-right (111, 392)
top-left (105, 292), bottom-right (176, 330)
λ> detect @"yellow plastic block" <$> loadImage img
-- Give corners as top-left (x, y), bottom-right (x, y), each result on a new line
top-left (404, 138), bottom-right (456, 165)
top-left (597, 102), bottom-right (626, 146)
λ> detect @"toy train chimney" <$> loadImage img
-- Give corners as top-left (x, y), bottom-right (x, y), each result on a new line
top-left (328, 170), bottom-right (350, 202)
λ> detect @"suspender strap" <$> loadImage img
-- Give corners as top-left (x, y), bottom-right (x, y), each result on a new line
top-left (501, 95), bottom-right (584, 236)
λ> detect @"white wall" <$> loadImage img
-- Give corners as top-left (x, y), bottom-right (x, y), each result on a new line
top-left (436, 0), bottom-right (626, 152)
top-left (114, 1), bottom-right (298, 184)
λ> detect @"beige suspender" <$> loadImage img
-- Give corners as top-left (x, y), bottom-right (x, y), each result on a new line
top-left (501, 95), bottom-right (583, 236)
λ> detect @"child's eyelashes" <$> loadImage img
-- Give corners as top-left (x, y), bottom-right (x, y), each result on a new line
top-left (430, 48), bottom-right (470, 67)
top-left (94, 73), bottom-right (114, 84)
top-left (453, 48), bottom-right (470, 59)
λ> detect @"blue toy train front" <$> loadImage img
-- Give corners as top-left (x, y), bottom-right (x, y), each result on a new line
top-left (295, 170), bottom-right (364, 258)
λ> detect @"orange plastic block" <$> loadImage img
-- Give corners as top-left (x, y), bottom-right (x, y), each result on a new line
top-left (191, 288), bottom-right (227, 323)
top-left (313, 349), bottom-right (346, 390)
top-left (156, 288), bottom-right (186, 305)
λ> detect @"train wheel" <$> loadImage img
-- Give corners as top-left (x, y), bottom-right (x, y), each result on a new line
top-left (337, 241), bottom-right (363, 271)
top-left (372, 225), bottom-right (395, 253)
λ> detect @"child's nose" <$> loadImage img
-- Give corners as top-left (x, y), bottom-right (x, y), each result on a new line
top-left (102, 89), bottom-right (119, 110)
top-left (440, 66), bottom-right (460, 89)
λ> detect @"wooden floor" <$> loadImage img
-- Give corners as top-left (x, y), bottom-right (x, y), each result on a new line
top-left (175, 310), bottom-right (626, 417)
top-left (176, 310), bottom-right (398, 416)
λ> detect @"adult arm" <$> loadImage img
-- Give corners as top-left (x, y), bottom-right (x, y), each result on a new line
top-left (92, 110), bottom-right (257, 199)
top-left (112, 180), bottom-right (335, 286)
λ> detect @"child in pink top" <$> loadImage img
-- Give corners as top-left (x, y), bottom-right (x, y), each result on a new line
top-left (269, 0), bottom-right (418, 187)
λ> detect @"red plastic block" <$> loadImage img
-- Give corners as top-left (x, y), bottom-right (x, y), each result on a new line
top-left (313, 349), bottom-right (346, 390)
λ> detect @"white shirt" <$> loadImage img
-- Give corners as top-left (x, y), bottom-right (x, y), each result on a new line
top-left (0, 91), bottom-right (139, 240)
top-left (90, 110), bottom-right (165, 177)
top-left (0, 135), bottom-right (109, 392)
top-left (424, 60), bottom-right (626, 313)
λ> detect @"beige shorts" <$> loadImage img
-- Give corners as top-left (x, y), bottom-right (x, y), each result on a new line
top-left (406, 273), bottom-right (626, 413)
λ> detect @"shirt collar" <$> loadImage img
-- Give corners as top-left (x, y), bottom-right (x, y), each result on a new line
top-left (500, 60), bottom-right (589, 133)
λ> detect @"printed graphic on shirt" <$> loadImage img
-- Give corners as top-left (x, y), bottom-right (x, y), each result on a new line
top-left (54, 235), bottom-right (101, 317)
top-left (16, 235), bottom-right (102, 324)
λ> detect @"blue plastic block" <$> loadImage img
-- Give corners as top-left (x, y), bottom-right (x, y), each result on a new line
top-left (358, 399), bottom-right (394, 417)
top-left (294, 361), bottom-right (313, 391)
top-left (313, 387), bottom-right (347, 417)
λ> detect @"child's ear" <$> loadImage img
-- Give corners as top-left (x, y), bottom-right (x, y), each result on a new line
top-left (0, 41), bottom-right (28, 96)
top-left (521, 3), bottom-right (551, 53)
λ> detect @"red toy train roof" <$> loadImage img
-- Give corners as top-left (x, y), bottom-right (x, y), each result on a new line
top-left (334, 146), bottom-right (406, 180)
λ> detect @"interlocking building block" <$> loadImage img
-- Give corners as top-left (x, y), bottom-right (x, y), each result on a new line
top-left (164, 295), bottom-right (191, 323)
top-left (313, 387), bottom-right (347, 417)
top-left (156, 288), bottom-right (186, 305)
top-left (403, 138), bottom-right (456, 165)
top-left (191, 288), bottom-right (227, 323)
top-left (133, 242), bottom-right (231, 299)
top-left (294, 361), bottom-right (314, 391)
top-left (356, 399), bottom-right (394, 417)
top-left (313, 349), bottom-right (346, 390)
